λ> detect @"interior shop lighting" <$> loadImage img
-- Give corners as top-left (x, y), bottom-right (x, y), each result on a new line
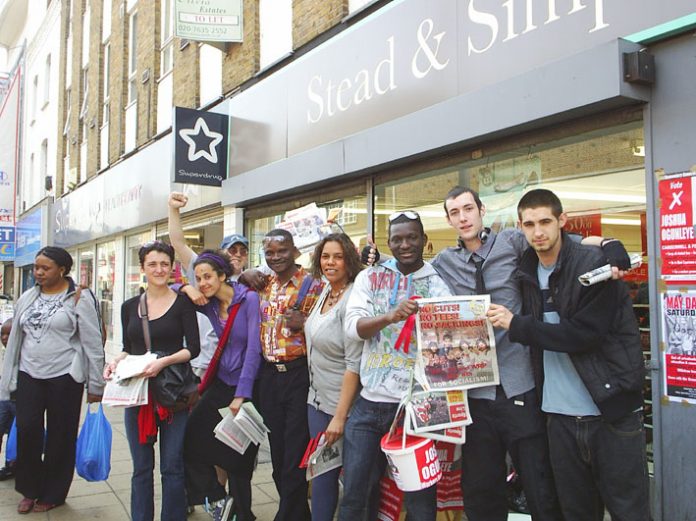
top-left (554, 191), bottom-right (646, 204)
top-left (600, 217), bottom-right (642, 226)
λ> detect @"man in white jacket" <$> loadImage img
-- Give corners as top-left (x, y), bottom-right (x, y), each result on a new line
top-left (339, 211), bottom-right (451, 521)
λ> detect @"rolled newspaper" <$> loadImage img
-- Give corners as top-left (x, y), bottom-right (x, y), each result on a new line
top-left (578, 253), bottom-right (643, 286)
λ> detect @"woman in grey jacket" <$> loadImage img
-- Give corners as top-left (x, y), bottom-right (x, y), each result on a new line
top-left (0, 247), bottom-right (105, 514)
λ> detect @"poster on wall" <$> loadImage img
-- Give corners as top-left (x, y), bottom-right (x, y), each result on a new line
top-left (661, 291), bottom-right (696, 404)
top-left (415, 295), bottom-right (499, 391)
top-left (658, 171), bottom-right (696, 284)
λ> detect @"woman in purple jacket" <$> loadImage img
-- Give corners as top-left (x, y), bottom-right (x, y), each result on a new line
top-left (181, 250), bottom-right (262, 521)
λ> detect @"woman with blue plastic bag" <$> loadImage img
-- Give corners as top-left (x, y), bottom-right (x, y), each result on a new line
top-left (103, 241), bottom-right (199, 521)
top-left (0, 247), bottom-right (105, 514)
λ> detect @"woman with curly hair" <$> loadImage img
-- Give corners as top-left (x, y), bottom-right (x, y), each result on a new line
top-left (305, 233), bottom-right (364, 521)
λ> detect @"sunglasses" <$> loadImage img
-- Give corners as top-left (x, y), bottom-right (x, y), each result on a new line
top-left (388, 210), bottom-right (421, 222)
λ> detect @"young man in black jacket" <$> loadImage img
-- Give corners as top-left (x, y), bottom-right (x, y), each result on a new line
top-left (487, 189), bottom-right (649, 521)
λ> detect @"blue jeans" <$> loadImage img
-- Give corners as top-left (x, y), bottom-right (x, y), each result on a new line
top-left (547, 412), bottom-right (650, 521)
top-left (124, 406), bottom-right (189, 521)
top-left (307, 405), bottom-right (341, 521)
top-left (338, 396), bottom-right (436, 521)
top-left (0, 400), bottom-right (16, 461)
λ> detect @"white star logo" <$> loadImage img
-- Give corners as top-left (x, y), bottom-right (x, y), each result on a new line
top-left (178, 117), bottom-right (224, 164)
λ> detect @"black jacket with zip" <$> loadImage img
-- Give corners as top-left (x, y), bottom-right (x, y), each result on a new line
top-left (508, 233), bottom-right (644, 422)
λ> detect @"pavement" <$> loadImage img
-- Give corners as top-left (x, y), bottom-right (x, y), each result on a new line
top-left (0, 403), bottom-right (280, 521)
top-left (0, 403), bottom-right (534, 521)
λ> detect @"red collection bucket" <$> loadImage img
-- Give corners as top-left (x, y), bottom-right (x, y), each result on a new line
top-left (380, 428), bottom-right (442, 492)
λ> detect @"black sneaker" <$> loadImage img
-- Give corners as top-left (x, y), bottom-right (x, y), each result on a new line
top-left (0, 465), bottom-right (16, 481)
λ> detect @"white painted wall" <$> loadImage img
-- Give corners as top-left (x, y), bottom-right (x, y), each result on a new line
top-left (18, 0), bottom-right (61, 212)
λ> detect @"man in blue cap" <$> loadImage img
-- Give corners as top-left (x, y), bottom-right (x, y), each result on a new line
top-left (168, 192), bottom-right (249, 281)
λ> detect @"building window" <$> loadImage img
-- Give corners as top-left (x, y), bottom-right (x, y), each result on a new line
top-left (43, 54), bottom-right (51, 106)
top-left (102, 42), bottom-right (110, 125)
top-left (259, 0), bottom-right (292, 69)
top-left (127, 11), bottom-right (138, 104)
top-left (40, 139), bottom-right (48, 180)
top-left (63, 88), bottom-right (71, 135)
top-left (79, 67), bottom-right (89, 134)
top-left (82, 2), bottom-right (90, 67)
top-left (65, 1), bottom-right (72, 88)
top-left (199, 44), bottom-right (222, 106)
top-left (349, 0), bottom-right (376, 13)
top-left (160, 0), bottom-right (174, 77)
top-left (102, 0), bottom-right (112, 41)
top-left (31, 76), bottom-right (38, 121)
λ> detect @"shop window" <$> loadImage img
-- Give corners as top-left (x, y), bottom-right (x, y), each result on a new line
top-left (125, 231), bottom-right (152, 300)
top-left (247, 191), bottom-right (368, 270)
top-left (373, 120), bottom-right (653, 465)
top-left (78, 249), bottom-right (94, 289)
top-left (97, 241), bottom-right (116, 342)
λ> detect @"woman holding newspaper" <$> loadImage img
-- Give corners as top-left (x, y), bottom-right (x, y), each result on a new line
top-left (305, 233), bottom-right (363, 521)
top-left (103, 241), bottom-right (200, 521)
top-left (0, 247), bottom-right (105, 514)
top-left (178, 249), bottom-right (263, 521)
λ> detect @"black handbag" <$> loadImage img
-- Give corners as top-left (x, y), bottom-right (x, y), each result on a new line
top-left (139, 293), bottom-right (197, 410)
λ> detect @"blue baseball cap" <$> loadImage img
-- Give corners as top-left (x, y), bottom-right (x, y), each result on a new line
top-left (220, 234), bottom-right (249, 250)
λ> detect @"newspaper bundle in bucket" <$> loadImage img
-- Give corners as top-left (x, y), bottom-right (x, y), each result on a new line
top-left (102, 353), bottom-right (157, 407)
top-left (404, 386), bottom-right (470, 444)
top-left (214, 402), bottom-right (269, 455)
top-left (578, 253), bottom-right (643, 286)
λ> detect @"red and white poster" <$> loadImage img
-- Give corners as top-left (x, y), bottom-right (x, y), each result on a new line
top-left (662, 291), bottom-right (696, 404)
top-left (659, 172), bottom-right (696, 284)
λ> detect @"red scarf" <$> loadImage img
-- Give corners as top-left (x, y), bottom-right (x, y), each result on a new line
top-left (137, 392), bottom-right (172, 444)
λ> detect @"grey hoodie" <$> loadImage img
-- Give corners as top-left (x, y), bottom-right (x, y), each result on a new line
top-left (0, 279), bottom-right (105, 399)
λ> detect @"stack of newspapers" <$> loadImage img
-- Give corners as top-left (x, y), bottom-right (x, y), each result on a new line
top-left (214, 402), bottom-right (269, 455)
top-left (102, 353), bottom-right (158, 407)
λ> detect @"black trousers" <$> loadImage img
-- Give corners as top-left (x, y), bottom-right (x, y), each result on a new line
top-left (258, 362), bottom-right (311, 521)
top-left (15, 371), bottom-right (84, 504)
top-left (184, 378), bottom-right (259, 521)
top-left (460, 387), bottom-right (562, 521)
top-left (547, 412), bottom-right (649, 521)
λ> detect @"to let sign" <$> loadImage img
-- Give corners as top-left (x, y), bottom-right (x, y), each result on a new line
top-left (174, 0), bottom-right (243, 42)
top-left (173, 107), bottom-right (229, 187)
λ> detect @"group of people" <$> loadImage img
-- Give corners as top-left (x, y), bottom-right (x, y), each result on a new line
top-left (0, 185), bottom-right (649, 521)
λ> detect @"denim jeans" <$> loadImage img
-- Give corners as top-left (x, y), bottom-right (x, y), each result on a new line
top-left (547, 412), bottom-right (650, 521)
top-left (338, 396), bottom-right (436, 521)
top-left (0, 399), bottom-right (16, 460)
top-left (307, 405), bottom-right (341, 521)
top-left (124, 406), bottom-right (189, 521)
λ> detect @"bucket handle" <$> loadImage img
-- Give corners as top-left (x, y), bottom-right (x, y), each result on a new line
top-left (385, 402), bottom-right (410, 450)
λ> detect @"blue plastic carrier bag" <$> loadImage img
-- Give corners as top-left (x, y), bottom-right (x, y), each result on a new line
top-left (75, 404), bottom-right (112, 481)
top-left (5, 418), bottom-right (17, 461)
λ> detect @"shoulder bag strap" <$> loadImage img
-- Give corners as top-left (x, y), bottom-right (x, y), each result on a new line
top-left (139, 293), bottom-right (152, 352)
top-left (198, 302), bottom-right (242, 394)
top-left (292, 275), bottom-right (315, 311)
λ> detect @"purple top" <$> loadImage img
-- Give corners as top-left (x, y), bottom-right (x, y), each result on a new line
top-left (197, 282), bottom-right (262, 399)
